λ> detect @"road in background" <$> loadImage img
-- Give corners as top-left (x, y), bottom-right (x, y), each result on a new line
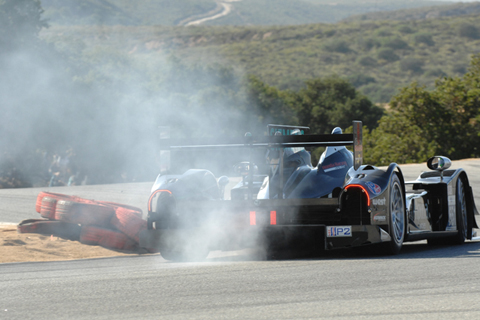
top-left (180, 0), bottom-right (242, 26)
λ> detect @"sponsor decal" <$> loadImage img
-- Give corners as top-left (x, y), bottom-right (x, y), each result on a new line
top-left (322, 161), bottom-right (348, 173)
top-left (373, 214), bottom-right (387, 222)
top-left (326, 226), bottom-right (352, 237)
top-left (366, 181), bottom-right (381, 195)
top-left (372, 197), bottom-right (386, 206)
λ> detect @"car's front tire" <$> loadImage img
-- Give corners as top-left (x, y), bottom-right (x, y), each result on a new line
top-left (382, 173), bottom-right (406, 255)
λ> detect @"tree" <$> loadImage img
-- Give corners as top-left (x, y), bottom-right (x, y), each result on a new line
top-left (244, 75), bottom-right (298, 132)
top-left (365, 113), bottom-right (437, 165)
top-left (367, 54), bottom-right (480, 164)
top-left (288, 76), bottom-right (384, 134)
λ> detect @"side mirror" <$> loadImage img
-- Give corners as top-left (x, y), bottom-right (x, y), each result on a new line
top-left (234, 162), bottom-right (258, 177)
top-left (427, 156), bottom-right (451, 171)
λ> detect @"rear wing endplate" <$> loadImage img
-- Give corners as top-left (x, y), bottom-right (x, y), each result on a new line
top-left (353, 121), bottom-right (363, 170)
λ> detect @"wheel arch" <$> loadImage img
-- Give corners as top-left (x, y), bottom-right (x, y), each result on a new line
top-left (385, 163), bottom-right (407, 212)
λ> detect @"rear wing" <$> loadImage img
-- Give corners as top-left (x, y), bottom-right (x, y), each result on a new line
top-left (159, 121), bottom-right (363, 170)
top-left (158, 121), bottom-right (362, 200)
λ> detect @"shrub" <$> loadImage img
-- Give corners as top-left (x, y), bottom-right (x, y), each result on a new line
top-left (398, 25), bottom-right (415, 34)
top-left (452, 64), bottom-right (467, 75)
top-left (383, 38), bottom-right (409, 50)
top-left (357, 37), bottom-right (380, 51)
top-left (375, 28), bottom-right (392, 37)
top-left (357, 56), bottom-right (377, 67)
top-left (323, 40), bottom-right (351, 53)
top-left (324, 29), bottom-right (336, 37)
top-left (377, 48), bottom-right (399, 62)
top-left (347, 74), bottom-right (376, 87)
top-left (424, 68), bottom-right (446, 78)
top-left (457, 23), bottom-right (480, 40)
top-left (400, 57), bottom-right (424, 73)
top-left (414, 33), bottom-right (435, 46)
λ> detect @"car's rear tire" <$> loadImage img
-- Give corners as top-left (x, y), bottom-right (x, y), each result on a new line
top-left (149, 193), bottom-right (210, 261)
top-left (382, 173), bottom-right (405, 255)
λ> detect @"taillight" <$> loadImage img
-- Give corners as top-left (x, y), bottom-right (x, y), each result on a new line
top-left (148, 189), bottom-right (172, 212)
top-left (270, 211), bottom-right (277, 225)
top-left (344, 184), bottom-right (370, 206)
top-left (250, 211), bottom-right (256, 225)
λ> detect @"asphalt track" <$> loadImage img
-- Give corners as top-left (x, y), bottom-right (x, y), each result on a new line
top-left (2, 159), bottom-right (480, 319)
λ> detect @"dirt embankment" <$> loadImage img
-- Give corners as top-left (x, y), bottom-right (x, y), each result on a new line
top-left (0, 224), bottom-right (138, 263)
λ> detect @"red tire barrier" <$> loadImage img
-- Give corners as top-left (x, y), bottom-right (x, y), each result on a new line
top-left (35, 192), bottom-right (80, 213)
top-left (80, 226), bottom-right (137, 251)
top-left (17, 219), bottom-right (81, 241)
top-left (56, 200), bottom-right (115, 227)
top-left (17, 219), bottom-right (47, 231)
top-left (39, 197), bottom-right (57, 220)
top-left (97, 201), bottom-right (143, 218)
top-left (110, 207), bottom-right (147, 243)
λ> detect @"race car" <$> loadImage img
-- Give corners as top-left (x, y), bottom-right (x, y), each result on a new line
top-left (140, 121), bottom-right (478, 261)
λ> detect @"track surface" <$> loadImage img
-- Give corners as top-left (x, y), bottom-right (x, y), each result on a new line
top-left (2, 245), bottom-right (480, 319)
top-left (2, 159), bottom-right (480, 319)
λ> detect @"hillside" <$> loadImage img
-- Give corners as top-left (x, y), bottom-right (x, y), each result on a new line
top-left (40, 0), bottom-right (453, 26)
top-left (40, 0), bottom-right (217, 26)
top-left (41, 12), bottom-right (480, 102)
top-left (344, 2), bottom-right (480, 22)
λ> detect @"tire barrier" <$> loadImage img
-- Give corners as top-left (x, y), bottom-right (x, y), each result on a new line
top-left (97, 201), bottom-right (143, 218)
top-left (17, 219), bottom-right (82, 241)
top-left (22, 192), bottom-right (148, 253)
top-left (39, 197), bottom-right (57, 220)
top-left (80, 226), bottom-right (137, 251)
top-left (110, 207), bottom-right (147, 243)
top-left (55, 200), bottom-right (114, 227)
top-left (35, 192), bottom-right (80, 213)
